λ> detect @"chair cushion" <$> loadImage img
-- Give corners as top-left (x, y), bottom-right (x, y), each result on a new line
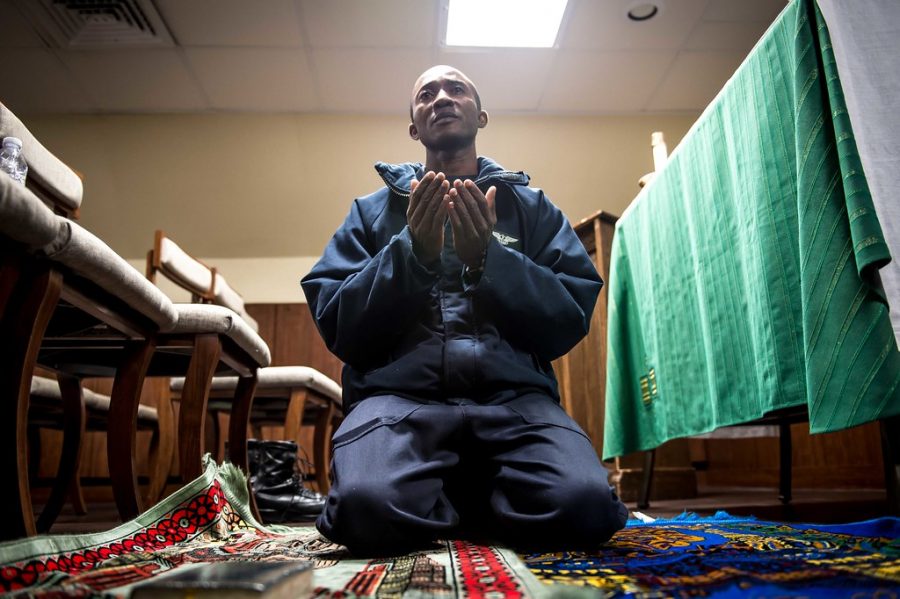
top-left (0, 102), bottom-right (83, 213)
top-left (0, 173), bottom-right (62, 248)
top-left (41, 219), bottom-right (178, 331)
top-left (170, 303), bottom-right (271, 368)
top-left (171, 365), bottom-right (341, 402)
top-left (30, 376), bottom-right (159, 423)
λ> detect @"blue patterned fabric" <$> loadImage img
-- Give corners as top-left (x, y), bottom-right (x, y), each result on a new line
top-left (522, 511), bottom-right (900, 597)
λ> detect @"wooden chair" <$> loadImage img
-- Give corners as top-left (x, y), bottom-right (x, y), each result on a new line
top-left (1, 103), bottom-right (268, 538)
top-left (147, 230), bottom-right (342, 492)
top-left (0, 172), bottom-right (179, 538)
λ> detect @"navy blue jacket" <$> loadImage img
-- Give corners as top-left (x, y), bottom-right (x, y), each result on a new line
top-left (301, 157), bottom-right (602, 412)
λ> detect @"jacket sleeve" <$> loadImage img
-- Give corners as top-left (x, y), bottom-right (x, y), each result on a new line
top-left (472, 190), bottom-right (602, 361)
top-left (300, 199), bottom-right (438, 368)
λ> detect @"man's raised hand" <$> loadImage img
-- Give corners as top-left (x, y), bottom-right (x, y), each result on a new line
top-left (447, 180), bottom-right (497, 269)
top-left (407, 171), bottom-right (450, 265)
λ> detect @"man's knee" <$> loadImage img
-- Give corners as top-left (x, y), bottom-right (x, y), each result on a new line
top-left (559, 478), bottom-right (628, 544)
top-left (318, 480), bottom-right (407, 554)
top-left (318, 477), bottom-right (451, 556)
top-left (497, 476), bottom-right (627, 550)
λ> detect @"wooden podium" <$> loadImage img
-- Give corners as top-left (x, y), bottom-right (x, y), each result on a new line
top-left (553, 209), bottom-right (697, 502)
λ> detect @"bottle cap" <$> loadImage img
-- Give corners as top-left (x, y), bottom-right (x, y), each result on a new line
top-left (2, 136), bottom-right (23, 149)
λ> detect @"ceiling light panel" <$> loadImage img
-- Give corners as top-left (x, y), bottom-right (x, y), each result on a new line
top-left (445, 0), bottom-right (569, 48)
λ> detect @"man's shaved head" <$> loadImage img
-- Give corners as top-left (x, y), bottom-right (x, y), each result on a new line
top-left (409, 65), bottom-right (481, 120)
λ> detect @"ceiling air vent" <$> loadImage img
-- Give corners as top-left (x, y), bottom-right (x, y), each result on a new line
top-left (11, 0), bottom-right (175, 48)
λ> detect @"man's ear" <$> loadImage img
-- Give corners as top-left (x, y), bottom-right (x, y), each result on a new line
top-left (409, 122), bottom-right (420, 141)
top-left (478, 110), bottom-right (489, 129)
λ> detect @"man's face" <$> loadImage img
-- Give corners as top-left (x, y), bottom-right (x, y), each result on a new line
top-left (409, 66), bottom-right (487, 152)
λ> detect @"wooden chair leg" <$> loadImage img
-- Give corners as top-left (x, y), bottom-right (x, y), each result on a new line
top-left (36, 374), bottom-right (86, 532)
top-left (60, 377), bottom-right (87, 515)
top-left (178, 334), bottom-right (220, 482)
top-left (283, 388), bottom-right (308, 442)
top-left (227, 375), bottom-right (258, 473)
top-left (227, 374), bottom-right (259, 521)
top-left (69, 482), bottom-right (88, 516)
top-left (27, 425), bottom-right (41, 481)
top-left (145, 385), bottom-right (175, 505)
top-left (0, 266), bottom-right (62, 540)
top-left (107, 339), bottom-right (156, 521)
top-left (313, 401), bottom-right (335, 494)
top-left (205, 410), bottom-right (220, 461)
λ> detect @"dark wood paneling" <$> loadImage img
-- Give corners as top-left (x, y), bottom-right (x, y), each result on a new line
top-left (246, 304), bottom-right (277, 355)
top-left (273, 303), bottom-right (342, 383)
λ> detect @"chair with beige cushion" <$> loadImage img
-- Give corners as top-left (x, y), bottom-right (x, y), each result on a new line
top-left (147, 230), bottom-right (342, 493)
top-left (0, 159), bottom-right (178, 538)
top-left (0, 101), bottom-right (82, 218)
top-left (1, 105), bottom-right (268, 538)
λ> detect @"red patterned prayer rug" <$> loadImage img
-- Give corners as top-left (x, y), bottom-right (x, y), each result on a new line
top-left (0, 460), bottom-right (548, 598)
top-left (521, 512), bottom-right (900, 597)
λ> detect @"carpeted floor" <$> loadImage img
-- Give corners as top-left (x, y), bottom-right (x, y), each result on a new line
top-left (1, 460), bottom-right (898, 597)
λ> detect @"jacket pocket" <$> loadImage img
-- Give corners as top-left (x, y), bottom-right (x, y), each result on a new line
top-left (332, 395), bottom-right (423, 449)
top-left (504, 394), bottom-right (593, 443)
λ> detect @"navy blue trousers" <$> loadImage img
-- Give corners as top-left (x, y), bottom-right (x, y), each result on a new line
top-left (316, 393), bottom-right (628, 556)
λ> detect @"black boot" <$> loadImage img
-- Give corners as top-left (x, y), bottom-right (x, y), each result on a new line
top-left (247, 439), bottom-right (326, 523)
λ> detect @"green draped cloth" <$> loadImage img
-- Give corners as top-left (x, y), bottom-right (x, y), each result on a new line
top-left (603, 0), bottom-right (899, 459)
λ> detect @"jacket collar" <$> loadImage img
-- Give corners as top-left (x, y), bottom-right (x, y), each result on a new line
top-left (374, 156), bottom-right (530, 197)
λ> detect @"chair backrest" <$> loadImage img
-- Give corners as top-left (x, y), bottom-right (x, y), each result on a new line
top-left (146, 229), bottom-right (215, 303)
top-left (146, 230), bottom-right (259, 332)
top-left (0, 101), bottom-right (84, 217)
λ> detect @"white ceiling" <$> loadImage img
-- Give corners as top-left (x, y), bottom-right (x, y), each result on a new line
top-left (0, 0), bottom-right (788, 116)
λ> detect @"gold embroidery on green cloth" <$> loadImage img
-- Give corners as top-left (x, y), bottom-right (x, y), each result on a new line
top-left (640, 368), bottom-right (660, 406)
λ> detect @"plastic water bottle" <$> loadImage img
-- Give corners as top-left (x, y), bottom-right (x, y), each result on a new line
top-left (0, 136), bottom-right (28, 185)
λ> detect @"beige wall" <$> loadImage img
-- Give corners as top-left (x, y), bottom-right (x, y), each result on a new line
top-left (28, 112), bottom-right (698, 302)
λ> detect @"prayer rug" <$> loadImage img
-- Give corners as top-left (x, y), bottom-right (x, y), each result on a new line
top-left (522, 511), bottom-right (900, 597)
top-left (3, 462), bottom-right (898, 597)
top-left (0, 459), bottom-right (549, 598)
